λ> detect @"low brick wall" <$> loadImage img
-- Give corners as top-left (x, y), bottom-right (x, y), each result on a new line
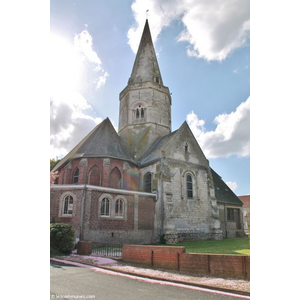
top-left (122, 245), bottom-right (250, 279)
top-left (122, 245), bottom-right (185, 270)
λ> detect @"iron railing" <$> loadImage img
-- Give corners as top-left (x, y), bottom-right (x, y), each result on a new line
top-left (92, 244), bottom-right (123, 257)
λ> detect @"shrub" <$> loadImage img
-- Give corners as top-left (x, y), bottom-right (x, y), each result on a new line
top-left (50, 223), bottom-right (75, 256)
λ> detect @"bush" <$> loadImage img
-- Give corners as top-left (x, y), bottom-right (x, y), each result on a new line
top-left (50, 223), bottom-right (75, 256)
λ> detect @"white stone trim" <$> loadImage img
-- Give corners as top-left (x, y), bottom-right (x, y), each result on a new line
top-left (51, 184), bottom-right (157, 199)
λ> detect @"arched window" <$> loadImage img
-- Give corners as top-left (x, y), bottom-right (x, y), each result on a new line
top-left (185, 143), bottom-right (188, 153)
top-left (72, 167), bottom-right (79, 184)
top-left (115, 199), bottom-right (124, 217)
top-left (109, 167), bottom-right (122, 189)
top-left (186, 174), bottom-right (193, 198)
top-left (88, 165), bottom-right (101, 186)
top-left (100, 198), bottom-right (110, 216)
top-left (144, 172), bottom-right (152, 193)
top-left (141, 108), bottom-right (144, 118)
top-left (136, 108), bottom-right (140, 118)
top-left (62, 195), bottom-right (73, 216)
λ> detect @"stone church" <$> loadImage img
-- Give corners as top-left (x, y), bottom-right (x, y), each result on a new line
top-left (50, 20), bottom-right (244, 245)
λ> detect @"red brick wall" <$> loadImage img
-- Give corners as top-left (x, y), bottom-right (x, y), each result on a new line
top-left (56, 158), bottom-right (142, 190)
top-left (109, 167), bottom-right (122, 189)
top-left (89, 191), bottom-right (135, 231)
top-left (122, 245), bottom-right (250, 279)
top-left (50, 188), bottom-right (83, 232)
top-left (122, 245), bottom-right (185, 270)
top-left (88, 165), bottom-right (101, 186)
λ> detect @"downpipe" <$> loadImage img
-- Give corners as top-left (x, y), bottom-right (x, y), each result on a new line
top-left (80, 185), bottom-right (87, 241)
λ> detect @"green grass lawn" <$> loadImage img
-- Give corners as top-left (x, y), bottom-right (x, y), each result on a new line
top-left (164, 237), bottom-right (250, 255)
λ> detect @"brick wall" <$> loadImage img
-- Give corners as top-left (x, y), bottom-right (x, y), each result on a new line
top-left (122, 245), bottom-right (185, 270)
top-left (122, 245), bottom-right (250, 279)
top-left (50, 188), bottom-right (84, 239)
top-left (51, 185), bottom-right (157, 244)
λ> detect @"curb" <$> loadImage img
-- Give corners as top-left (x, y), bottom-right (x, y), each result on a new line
top-left (50, 258), bottom-right (250, 297)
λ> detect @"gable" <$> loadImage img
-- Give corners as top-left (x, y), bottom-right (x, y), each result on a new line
top-left (139, 121), bottom-right (209, 168)
top-left (166, 121), bottom-right (209, 167)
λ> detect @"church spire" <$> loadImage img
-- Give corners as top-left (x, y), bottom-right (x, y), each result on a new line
top-left (129, 19), bottom-right (163, 85)
top-left (118, 19), bottom-right (171, 160)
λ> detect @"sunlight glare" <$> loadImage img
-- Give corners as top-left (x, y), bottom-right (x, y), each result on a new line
top-left (50, 34), bottom-right (83, 96)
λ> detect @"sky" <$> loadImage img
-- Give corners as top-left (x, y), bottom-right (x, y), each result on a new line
top-left (3, 2), bottom-right (300, 296)
top-left (50, 0), bottom-right (250, 196)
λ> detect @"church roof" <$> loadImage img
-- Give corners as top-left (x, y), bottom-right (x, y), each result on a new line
top-left (210, 168), bottom-right (243, 206)
top-left (52, 118), bottom-right (132, 172)
top-left (129, 19), bottom-right (163, 85)
top-left (139, 121), bottom-right (208, 166)
top-left (139, 130), bottom-right (178, 166)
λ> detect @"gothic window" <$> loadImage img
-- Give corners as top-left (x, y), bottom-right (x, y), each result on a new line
top-left (186, 174), bottom-right (193, 198)
top-left (144, 172), bottom-right (152, 193)
top-left (109, 167), bottom-right (122, 189)
top-left (62, 195), bottom-right (73, 216)
top-left (88, 165), bottom-right (101, 186)
top-left (115, 199), bottom-right (124, 218)
top-left (72, 167), bottom-right (79, 184)
top-left (100, 198), bottom-right (110, 216)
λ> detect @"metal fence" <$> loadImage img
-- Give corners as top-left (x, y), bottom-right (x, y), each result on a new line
top-left (92, 244), bottom-right (123, 257)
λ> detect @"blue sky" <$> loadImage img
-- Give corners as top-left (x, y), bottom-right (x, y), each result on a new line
top-left (50, 0), bottom-right (250, 196)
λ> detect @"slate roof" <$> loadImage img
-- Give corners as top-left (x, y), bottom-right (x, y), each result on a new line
top-left (210, 168), bottom-right (244, 206)
top-left (139, 130), bottom-right (178, 166)
top-left (52, 118), bottom-right (132, 172)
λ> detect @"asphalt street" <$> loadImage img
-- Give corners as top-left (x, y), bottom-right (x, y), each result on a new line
top-left (50, 260), bottom-right (249, 300)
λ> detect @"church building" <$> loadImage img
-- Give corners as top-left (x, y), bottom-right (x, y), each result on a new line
top-left (50, 20), bottom-right (244, 245)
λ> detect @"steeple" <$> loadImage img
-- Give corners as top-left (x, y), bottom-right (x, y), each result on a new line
top-left (129, 19), bottom-right (163, 86)
top-left (118, 20), bottom-right (172, 160)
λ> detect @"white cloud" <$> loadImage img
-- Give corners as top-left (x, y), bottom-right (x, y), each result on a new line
top-left (96, 71), bottom-right (109, 89)
top-left (50, 91), bottom-right (102, 159)
top-left (74, 30), bottom-right (102, 67)
top-left (128, 0), bottom-right (249, 61)
top-left (226, 181), bottom-right (238, 192)
top-left (50, 30), bottom-right (107, 158)
top-left (186, 97), bottom-right (250, 159)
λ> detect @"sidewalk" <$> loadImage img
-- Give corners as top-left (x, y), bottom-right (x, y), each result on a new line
top-left (51, 253), bottom-right (250, 297)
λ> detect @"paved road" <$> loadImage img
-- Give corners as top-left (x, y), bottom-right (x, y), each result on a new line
top-left (50, 260), bottom-right (249, 300)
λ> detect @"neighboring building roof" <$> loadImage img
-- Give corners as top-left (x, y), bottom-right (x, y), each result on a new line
top-left (52, 118), bottom-right (132, 172)
top-left (238, 195), bottom-right (250, 208)
top-left (211, 168), bottom-right (243, 206)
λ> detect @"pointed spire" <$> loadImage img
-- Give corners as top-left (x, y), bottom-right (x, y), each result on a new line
top-left (129, 20), bottom-right (163, 85)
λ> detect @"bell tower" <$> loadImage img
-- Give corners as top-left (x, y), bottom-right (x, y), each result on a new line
top-left (118, 19), bottom-right (172, 160)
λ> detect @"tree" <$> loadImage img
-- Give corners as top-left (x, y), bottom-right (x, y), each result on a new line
top-left (50, 158), bottom-right (60, 171)
top-left (50, 171), bottom-right (59, 185)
